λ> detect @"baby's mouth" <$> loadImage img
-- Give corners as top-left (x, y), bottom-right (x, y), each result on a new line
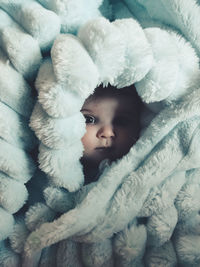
top-left (95, 147), bottom-right (113, 151)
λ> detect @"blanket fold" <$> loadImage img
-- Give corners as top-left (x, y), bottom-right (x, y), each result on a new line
top-left (0, 0), bottom-right (60, 50)
top-left (0, 8), bottom-right (42, 79)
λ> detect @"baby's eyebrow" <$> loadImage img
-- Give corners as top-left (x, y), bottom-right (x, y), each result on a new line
top-left (80, 108), bottom-right (92, 112)
top-left (116, 110), bottom-right (136, 116)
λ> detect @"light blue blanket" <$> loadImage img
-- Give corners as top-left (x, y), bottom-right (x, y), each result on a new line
top-left (0, 0), bottom-right (200, 266)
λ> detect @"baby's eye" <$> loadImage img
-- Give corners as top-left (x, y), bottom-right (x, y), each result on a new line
top-left (84, 115), bottom-right (96, 124)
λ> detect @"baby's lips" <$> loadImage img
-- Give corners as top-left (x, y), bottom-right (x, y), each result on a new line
top-left (95, 146), bottom-right (114, 150)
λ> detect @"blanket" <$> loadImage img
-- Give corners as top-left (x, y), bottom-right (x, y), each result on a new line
top-left (0, 0), bottom-right (200, 266)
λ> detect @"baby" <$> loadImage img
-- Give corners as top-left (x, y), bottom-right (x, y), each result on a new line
top-left (80, 84), bottom-right (142, 184)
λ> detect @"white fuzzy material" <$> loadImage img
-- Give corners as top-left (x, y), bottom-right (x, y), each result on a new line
top-left (136, 0), bottom-right (200, 57)
top-left (78, 17), bottom-right (153, 88)
top-left (0, 139), bottom-right (36, 183)
top-left (113, 222), bottom-right (147, 266)
top-left (25, 203), bottom-right (56, 232)
top-left (146, 205), bottom-right (178, 247)
top-left (175, 184), bottom-right (200, 224)
top-left (0, 173), bottom-right (28, 214)
top-left (30, 103), bottom-right (85, 149)
top-left (0, 49), bottom-right (35, 118)
top-left (0, 9), bottom-right (42, 79)
top-left (36, 59), bottom-right (84, 118)
top-left (113, 18), bottom-right (153, 87)
top-left (0, 208), bottom-right (14, 241)
top-left (0, 101), bottom-right (37, 151)
top-left (51, 34), bottom-right (99, 99)
top-left (139, 171), bottom-right (185, 220)
top-left (37, 0), bottom-right (102, 33)
top-left (78, 17), bottom-right (126, 85)
top-left (38, 142), bottom-right (84, 192)
top-left (136, 27), bottom-right (200, 108)
top-left (43, 186), bottom-right (74, 213)
top-left (9, 218), bottom-right (30, 254)
top-left (0, 0), bottom-right (61, 50)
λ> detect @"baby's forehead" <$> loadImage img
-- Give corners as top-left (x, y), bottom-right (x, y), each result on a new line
top-left (82, 94), bottom-right (139, 114)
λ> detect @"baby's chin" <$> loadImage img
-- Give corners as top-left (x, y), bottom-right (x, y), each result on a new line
top-left (81, 146), bottom-right (129, 168)
top-left (81, 155), bottom-right (107, 168)
top-left (81, 154), bottom-right (118, 170)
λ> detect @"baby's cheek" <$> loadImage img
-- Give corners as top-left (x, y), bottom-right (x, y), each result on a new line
top-left (81, 134), bottom-right (90, 150)
top-left (126, 125), bottom-right (140, 141)
top-left (81, 127), bottom-right (96, 153)
top-left (118, 129), bottom-right (137, 149)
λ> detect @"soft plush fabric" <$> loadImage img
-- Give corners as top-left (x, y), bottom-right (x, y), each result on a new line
top-left (0, 1), bottom-right (200, 266)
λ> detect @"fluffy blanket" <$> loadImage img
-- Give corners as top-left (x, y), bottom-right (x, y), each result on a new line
top-left (0, 0), bottom-right (200, 266)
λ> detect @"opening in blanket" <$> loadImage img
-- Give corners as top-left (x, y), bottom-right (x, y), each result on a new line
top-left (80, 83), bottom-right (142, 185)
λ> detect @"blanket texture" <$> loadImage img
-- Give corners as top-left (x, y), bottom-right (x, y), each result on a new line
top-left (0, 0), bottom-right (200, 266)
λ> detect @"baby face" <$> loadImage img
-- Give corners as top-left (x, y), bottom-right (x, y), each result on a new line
top-left (80, 95), bottom-right (140, 169)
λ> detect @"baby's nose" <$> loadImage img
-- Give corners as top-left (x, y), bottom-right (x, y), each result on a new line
top-left (98, 125), bottom-right (115, 139)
